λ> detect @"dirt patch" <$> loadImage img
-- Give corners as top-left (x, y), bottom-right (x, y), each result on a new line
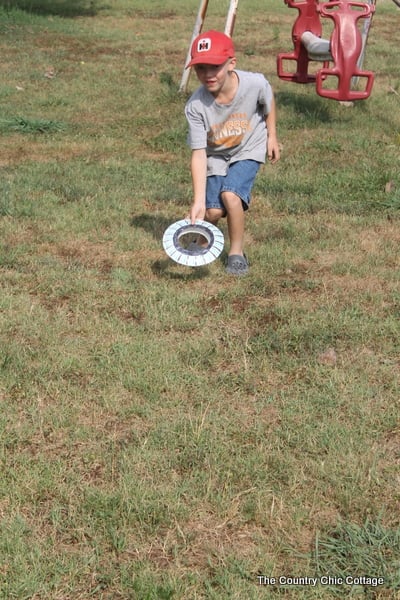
top-left (0, 138), bottom-right (92, 166)
top-left (38, 239), bottom-right (115, 272)
top-left (136, 514), bottom-right (263, 571)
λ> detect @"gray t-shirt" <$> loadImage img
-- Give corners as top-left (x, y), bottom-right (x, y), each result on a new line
top-left (185, 70), bottom-right (273, 176)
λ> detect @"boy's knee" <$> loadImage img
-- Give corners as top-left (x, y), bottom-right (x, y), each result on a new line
top-left (206, 207), bottom-right (225, 222)
top-left (221, 191), bottom-right (242, 209)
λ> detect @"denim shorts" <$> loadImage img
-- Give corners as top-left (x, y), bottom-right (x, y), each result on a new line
top-left (206, 159), bottom-right (261, 213)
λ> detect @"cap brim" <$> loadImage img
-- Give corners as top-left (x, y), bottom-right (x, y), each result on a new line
top-left (186, 56), bottom-right (232, 69)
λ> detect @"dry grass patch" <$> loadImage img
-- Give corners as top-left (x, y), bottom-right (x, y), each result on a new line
top-left (0, 1), bottom-right (399, 598)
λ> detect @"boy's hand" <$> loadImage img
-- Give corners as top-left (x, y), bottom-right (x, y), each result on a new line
top-left (189, 201), bottom-right (206, 224)
top-left (267, 136), bottom-right (281, 164)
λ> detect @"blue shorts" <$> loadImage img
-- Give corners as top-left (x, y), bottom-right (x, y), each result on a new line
top-left (206, 159), bottom-right (261, 214)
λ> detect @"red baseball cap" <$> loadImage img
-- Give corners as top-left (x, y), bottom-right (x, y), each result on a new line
top-left (186, 30), bottom-right (235, 68)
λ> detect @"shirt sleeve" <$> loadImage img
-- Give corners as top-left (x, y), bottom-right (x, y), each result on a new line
top-left (185, 101), bottom-right (207, 150)
top-left (257, 75), bottom-right (273, 116)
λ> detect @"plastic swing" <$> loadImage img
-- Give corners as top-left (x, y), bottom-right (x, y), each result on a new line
top-left (277, 0), bottom-right (376, 101)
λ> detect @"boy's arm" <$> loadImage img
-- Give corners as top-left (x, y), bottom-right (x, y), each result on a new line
top-left (266, 96), bottom-right (280, 164)
top-left (189, 148), bottom-right (208, 223)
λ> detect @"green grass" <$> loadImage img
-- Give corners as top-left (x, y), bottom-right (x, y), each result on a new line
top-left (0, 117), bottom-right (66, 134)
top-left (313, 520), bottom-right (400, 593)
top-left (0, 0), bottom-right (399, 598)
top-left (0, 0), bottom-right (98, 17)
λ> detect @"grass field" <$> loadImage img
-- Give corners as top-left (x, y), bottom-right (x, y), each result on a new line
top-left (0, 0), bottom-right (399, 598)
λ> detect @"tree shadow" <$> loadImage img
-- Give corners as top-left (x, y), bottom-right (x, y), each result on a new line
top-left (0, 0), bottom-right (107, 17)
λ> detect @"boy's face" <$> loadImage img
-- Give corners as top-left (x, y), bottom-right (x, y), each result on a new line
top-left (194, 58), bottom-right (236, 95)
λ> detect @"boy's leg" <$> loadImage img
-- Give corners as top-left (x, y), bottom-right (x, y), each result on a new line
top-left (219, 160), bottom-right (260, 257)
top-left (204, 161), bottom-right (259, 272)
top-left (220, 191), bottom-right (245, 257)
top-left (205, 193), bottom-right (245, 256)
top-left (207, 197), bottom-right (248, 275)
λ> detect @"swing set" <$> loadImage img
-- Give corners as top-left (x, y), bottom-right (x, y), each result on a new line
top-left (277, 0), bottom-right (376, 100)
top-left (180, 0), bottom-right (398, 101)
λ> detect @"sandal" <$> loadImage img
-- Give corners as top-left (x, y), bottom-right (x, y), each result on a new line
top-left (226, 254), bottom-right (249, 275)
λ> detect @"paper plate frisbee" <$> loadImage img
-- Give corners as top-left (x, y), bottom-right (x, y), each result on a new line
top-left (162, 219), bottom-right (224, 267)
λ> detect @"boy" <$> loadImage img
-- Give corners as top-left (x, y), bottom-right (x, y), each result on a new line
top-left (185, 30), bottom-right (280, 275)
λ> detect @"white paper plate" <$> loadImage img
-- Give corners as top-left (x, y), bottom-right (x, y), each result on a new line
top-left (162, 219), bottom-right (224, 267)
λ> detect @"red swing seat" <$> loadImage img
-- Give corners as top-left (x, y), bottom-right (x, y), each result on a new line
top-left (277, 0), bottom-right (328, 84)
top-left (277, 0), bottom-right (375, 101)
top-left (316, 0), bottom-right (375, 100)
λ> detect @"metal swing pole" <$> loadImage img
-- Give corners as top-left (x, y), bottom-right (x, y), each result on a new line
top-left (224, 0), bottom-right (239, 36)
top-left (179, 0), bottom-right (210, 93)
top-left (179, 0), bottom-right (239, 93)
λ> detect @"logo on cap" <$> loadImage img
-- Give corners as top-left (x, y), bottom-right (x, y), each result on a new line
top-left (197, 38), bottom-right (211, 53)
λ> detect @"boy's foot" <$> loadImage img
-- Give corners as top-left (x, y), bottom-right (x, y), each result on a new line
top-left (226, 254), bottom-right (249, 276)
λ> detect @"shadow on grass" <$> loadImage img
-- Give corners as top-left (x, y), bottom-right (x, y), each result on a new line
top-left (0, 0), bottom-right (106, 17)
top-left (130, 213), bottom-right (172, 241)
top-left (276, 88), bottom-right (369, 127)
top-left (151, 258), bottom-right (210, 280)
top-left (276, 90), bottom-right (334, 125)
top-left (131, 213), bottom-right (211, 280)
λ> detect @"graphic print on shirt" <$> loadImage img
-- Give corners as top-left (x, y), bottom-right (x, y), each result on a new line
top-left (207, 112), bottom-right (252, 149)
